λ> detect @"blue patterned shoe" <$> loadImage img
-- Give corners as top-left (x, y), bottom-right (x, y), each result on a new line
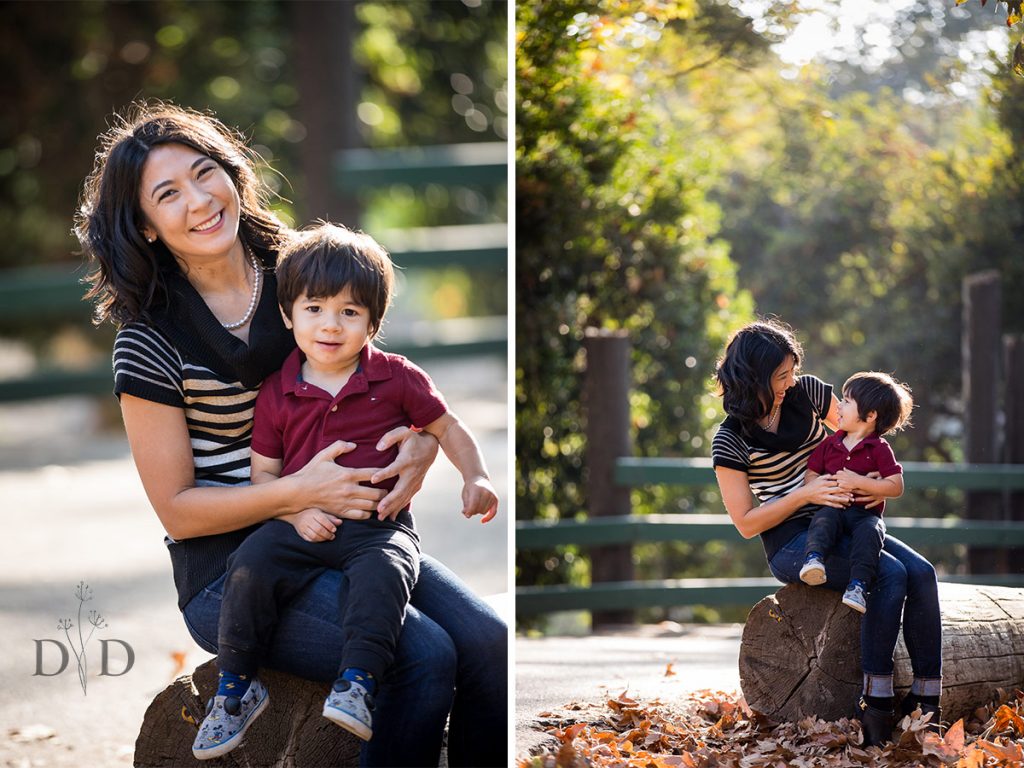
top-left (192, 678), bottom-right (269, 760)
top-left (842, 582), bottom-right (868, 613)
top-left (322, 678), bottom-right (374, 740)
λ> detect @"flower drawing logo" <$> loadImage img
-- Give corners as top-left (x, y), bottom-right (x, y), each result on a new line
top-left (57, 581), bottom-right (108, 695)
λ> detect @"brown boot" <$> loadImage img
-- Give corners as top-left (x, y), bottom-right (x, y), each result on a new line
top-left (857, 697), bottom-right (895, 747)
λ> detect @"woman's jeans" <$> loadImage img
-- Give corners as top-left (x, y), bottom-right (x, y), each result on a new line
top-left (769, 530), bottom-right (942, 698)
top-left (183, 553), bottom-right (507, 768)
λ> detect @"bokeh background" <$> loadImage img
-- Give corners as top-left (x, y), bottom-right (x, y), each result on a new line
top-left (516, 0), bottom-right (1024, 632)
top-left (0, 1), bottom-right (508, 765)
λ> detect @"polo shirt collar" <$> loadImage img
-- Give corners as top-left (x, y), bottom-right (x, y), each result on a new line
top-left (834, 430), bottom-right (882, 451)
top-left (280, 343), bottom-right (393, 395)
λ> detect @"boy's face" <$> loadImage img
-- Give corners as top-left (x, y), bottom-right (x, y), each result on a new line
top-left (838, 391), bottom-right (873, 432)
top-left (282, 285), bottom-right (372, 375)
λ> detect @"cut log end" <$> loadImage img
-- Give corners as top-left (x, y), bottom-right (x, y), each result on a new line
top-left (133, 660), bottom-right (360, 768)
top-left (740, 583), bottom-right (1024, 724)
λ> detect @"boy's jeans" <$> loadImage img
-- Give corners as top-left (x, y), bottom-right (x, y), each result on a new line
top-left (805, 504), bottom-right (885, 587)
top-left (769, 530), bottom-right (942, 698)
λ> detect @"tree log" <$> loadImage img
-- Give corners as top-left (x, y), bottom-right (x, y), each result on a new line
top-left (739, 582), bottom-right (1024, 723)
top-left (134, 660), bottom-right (360, 767)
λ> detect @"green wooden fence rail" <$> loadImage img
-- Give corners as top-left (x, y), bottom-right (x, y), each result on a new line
top-left (615, 456), bottom-right (1024, 491)
top-left (516, 573), bottom-right (1024, 614)
top-left (335, 142), bottom-right (506, 189)
top-left (516, 458), bottom-right (1024, 615)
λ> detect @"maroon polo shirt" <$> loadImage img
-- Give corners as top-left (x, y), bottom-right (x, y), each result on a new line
top-left (806, 430), bottom-right (902, 514)
top-left (251, 344), bottom-right (448, 499)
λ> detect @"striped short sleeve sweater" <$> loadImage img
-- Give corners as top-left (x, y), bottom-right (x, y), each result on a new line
top-left (712, 374), bottom-right (834, 557)
top-left (113, 323), bottom-right (256, 486)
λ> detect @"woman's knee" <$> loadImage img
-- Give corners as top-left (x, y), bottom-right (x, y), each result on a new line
top-left (875, 554), bottom-right (908, 598)
top-left (389, 609), bottom-right (457, 688)
top-left (905, 556), bottom-right (938, 595)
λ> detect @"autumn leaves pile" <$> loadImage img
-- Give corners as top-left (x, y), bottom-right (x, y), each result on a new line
top-left (524, 688), bottom-right (1024, 767)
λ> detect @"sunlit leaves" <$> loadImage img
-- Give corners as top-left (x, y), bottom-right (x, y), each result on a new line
top-left (958, 0), bottom-right (1024, 75)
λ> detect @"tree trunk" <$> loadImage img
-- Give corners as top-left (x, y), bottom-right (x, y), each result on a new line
top-left (739, 583), bottom-right (1024, 723)
top-left (134, 660), bottom-right (360, 767)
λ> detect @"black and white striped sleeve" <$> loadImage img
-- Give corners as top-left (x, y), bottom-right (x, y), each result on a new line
top-left (799, 374), bottom-right (834, 420)
top-left (112, 323), bottom-right (185, 407)
top-left (711, 424), bottom-right (750, 472)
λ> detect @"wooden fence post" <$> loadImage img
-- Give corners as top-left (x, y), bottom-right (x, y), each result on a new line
top-left (1005, 334), bottom-right (1024, 572)
top-left (293, 1), bottom-right (361, 225)
top-left (963, 272), bottom-right (1004, 574)
top-left (583, 328), bottom-right (634, 626)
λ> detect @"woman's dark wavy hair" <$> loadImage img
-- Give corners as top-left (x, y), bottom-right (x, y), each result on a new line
top-left (75, 101), bottom-right (289, 326)
top-left (715, 319), bottom-right (803, 435)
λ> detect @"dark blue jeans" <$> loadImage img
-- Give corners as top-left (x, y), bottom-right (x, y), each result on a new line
top-left (769, 530), bottom-right (942, 698)
top-left (183, 554), bottom-right (507, 768)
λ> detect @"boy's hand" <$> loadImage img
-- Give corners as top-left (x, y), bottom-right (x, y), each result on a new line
top-left (462, 476), bottom-right (498, 523)
top-left (835, 468), bottom-right (864, 493)
top-left (290, 508), bottom-right (342, 542)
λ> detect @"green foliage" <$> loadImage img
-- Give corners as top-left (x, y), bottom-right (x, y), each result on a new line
top-left (355, 0), bottom-right (507, 147)
top-left (515, 1), bottom-right (754, 599)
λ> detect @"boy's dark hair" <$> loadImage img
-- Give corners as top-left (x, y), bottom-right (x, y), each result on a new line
top-left (843, 372), bottom-right (913, 435)
top-left (715, 318), bottom-right (803, 436)
top-left (276, 222), bottom-right (394, 337)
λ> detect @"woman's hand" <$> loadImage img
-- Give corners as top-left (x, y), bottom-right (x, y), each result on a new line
top-left (852, 471), bottom-right (886, 509)
top-left (803, 474), bottom-right (854, 508)
top-left (371, 427), bottom-right (440, 520)
top-left (292, 441), bottom-right (381, 519)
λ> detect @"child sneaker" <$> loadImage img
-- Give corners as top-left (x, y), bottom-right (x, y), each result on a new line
top-left (192, 677), bottom-right (269, 760)
top-left (323, 678), bottom-right (375, 740)
top-left (799, 554), bottom-right (827, 585)
top-left (842, 582), bottom-right (868, 613)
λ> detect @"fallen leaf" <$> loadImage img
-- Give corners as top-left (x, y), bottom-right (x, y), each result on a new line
top-left (945, 718), bottom-right (965, 752)
top-left (8, 724), bottom-right (57, 743)
top-left (170, 649), bottom-right (188, 679)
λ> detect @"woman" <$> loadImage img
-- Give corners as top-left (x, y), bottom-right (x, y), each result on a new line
top-left (710, 319), bottom-right (941, 747)
top-left (74, 102), bottom-right (506, 767)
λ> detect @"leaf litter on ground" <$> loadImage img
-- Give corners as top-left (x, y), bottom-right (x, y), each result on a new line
top-left (521, 687), bottom-right (1024, 768)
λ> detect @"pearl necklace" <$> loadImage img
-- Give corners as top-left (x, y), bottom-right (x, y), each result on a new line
top-left (221, 246), bottom-right (262, 330)
top-left (765, 401), bottom-right (782, 431)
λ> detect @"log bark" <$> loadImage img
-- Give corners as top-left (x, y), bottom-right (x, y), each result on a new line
top-left (134, 660), bottom-right (360, 767)
top-left (739, 582), bottom-right (1024, 723)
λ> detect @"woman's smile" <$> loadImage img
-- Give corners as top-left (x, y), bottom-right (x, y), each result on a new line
top-left (192, 210), bottom-right (224, 233)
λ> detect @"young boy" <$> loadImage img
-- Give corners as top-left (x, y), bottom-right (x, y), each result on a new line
top-left (192, 224), bottom-right (498, 760)
top-left (798, 371), bottom-right (913, 613)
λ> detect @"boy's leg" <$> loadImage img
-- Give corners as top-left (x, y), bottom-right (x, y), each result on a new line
top-left (846, 507), bottom-right (886, 587)
top-left (801, 506), bottom-right (839, 584)
top-left (217, 520), bottom-right (335, 678)
top-left (334, 527), bottom-right (421, 680)
top-left (805, 505), bottom-right (842, 558)
top-left (322, 526), bottom-right (420, 741)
